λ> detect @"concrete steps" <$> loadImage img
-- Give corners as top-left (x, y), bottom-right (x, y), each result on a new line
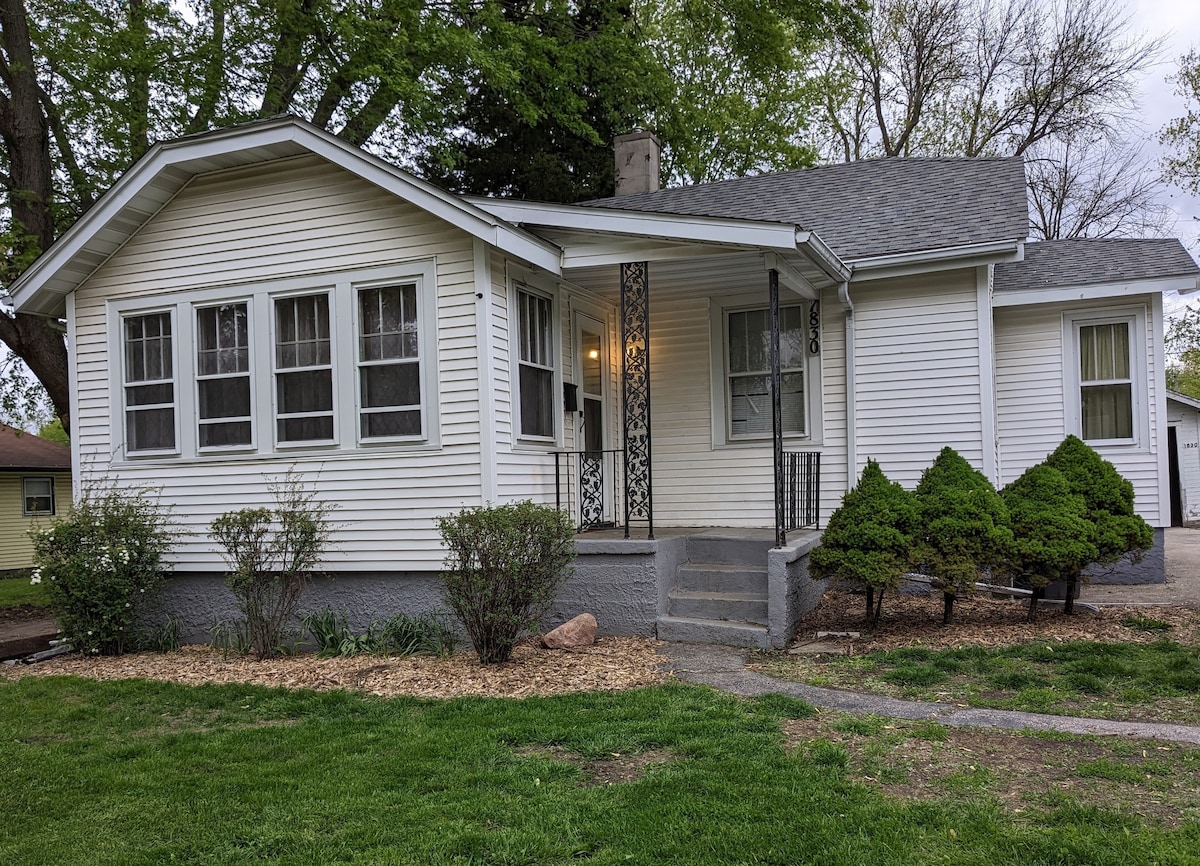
top-left (658, 535), bottom-right (772, 647)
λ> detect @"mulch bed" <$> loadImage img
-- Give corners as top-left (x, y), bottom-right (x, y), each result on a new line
top-left (0, 636), bottom-right (669, 699)
top-left (791, 588), bottom-right (1200, 654)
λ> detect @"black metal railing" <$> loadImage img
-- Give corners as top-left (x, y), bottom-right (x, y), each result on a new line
top-left (777, 450), bottom-right (820, 545)
top-left (554, 449), bottom-right (625, 532)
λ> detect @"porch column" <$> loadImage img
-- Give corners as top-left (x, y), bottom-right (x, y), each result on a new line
top-left (769, 268), bottom-right (785, 548)
top-left (620, 261), bottom-right (653, 539)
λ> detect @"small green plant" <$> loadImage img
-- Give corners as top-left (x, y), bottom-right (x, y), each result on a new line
top-left (373, 612), bottom-right (456, 656)
top-left (809, 459), bottom-right (919, 626)
top-left (1042, 436), bottom-right (1154, 613)
top-left (1001, 463), bottom-right (1098, 622)
top-left (136, 616), bottom-right (182, 653)
top-left (438, 500), bottom-right (576, 664)
top-left (912, 447), bottom-right (1012, 625)
top-left (30, 480), bottom-right (176, 655)
top-left (209, 619), bottom-right (252, 659)
top-left (301, 608), bottom-right (353, 657)
top-left (211, 471), bottom-right (335, 660)
top-left (1120, 614), bottom-right (1172, 633)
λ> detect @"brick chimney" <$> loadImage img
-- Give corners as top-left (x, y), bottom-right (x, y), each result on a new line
top-left (614, 130), bottom-right (662, 196)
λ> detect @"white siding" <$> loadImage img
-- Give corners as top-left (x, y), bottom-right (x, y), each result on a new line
top-left (1167, 400), bottom-right (1200, 525)
top-left (994, 296), bottom-right (1164, 524)
top-left (72, 155), bottom-right (487, 570)
top-left (852, 270), bottom-right (985, 488)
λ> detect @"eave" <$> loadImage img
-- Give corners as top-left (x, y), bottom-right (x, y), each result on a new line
top-left (992, 274), bottom-right (1200, 308)
top-left (12, 117), bottom-right (563, 318)
top-left (849, 239), bottom-right (1025, 282)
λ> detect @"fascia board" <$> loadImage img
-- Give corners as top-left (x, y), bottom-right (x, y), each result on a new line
top-left (993, 275), bottom-right (1200, 308)
top-left (1167, 389), bottom-right (1200, 412)
top-left (471, 198), bottom-right (802, 251)
top-left (849, 240), bottom-right (1024, 283)
top-left (13, 119), bottom-right (562, 316)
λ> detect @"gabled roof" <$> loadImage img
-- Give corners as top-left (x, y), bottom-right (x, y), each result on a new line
top-left (994, 238), bottom-right (1200, 294)
top-left (1167, 390), bottom-right (1200, 412)
top-left (0, 424), bottom-right (70, 471)
top-left (581, 156), bottom-right (1030, 262)
top-left (11, 115), bottom-right (563, 317)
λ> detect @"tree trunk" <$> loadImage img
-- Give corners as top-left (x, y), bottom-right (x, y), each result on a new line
top-left (1027, 587), bottom-right (1043, 623)
top-left (872, 587), bottom-right (885, 627)
top-left (1063, 577), bottom-right (1077, 615)
top-left (865, 585), bottom-right (875, 623)
top-left (942, 592), bottom-right (954, 625)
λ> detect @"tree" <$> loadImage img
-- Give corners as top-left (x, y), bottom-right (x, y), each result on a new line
top-left (811, 0), bottom-right (1163, 238)
top-left (1162, 49), bottom-right (1200, 199)
top-left (1041, 435), bottom-right (1152, 612)
top-left (1001, 463), bottom-right (1097, 622)
top-left (912, 446), bottom-right (1011, 625)
top-left (1165, 303), bottom-right (1200, 400)
top-left (808, 459), bottom-right (920, 627)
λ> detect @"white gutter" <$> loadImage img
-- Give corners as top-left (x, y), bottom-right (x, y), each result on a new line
top-left (838, 279), bottom-right (856, 488)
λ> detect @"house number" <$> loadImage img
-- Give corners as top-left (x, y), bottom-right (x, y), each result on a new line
top-left (1186, 442), bottom-right (1198, 449)
top-left (808, 301), bottom-right (820, 354)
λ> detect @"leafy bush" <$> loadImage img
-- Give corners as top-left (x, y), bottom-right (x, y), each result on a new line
top-left (1001, 463), bottom-right (1098, 621)
top-left (211, 472), bottom-right (335, 660)
top-left (1042, 435), bottom-right (1153, 612)
top-left (31, 481), bottom-right (176, 655)
top-left (912, 447), bottom-right (1011, 625)
top-left (808, 459), bottom-right (919, 626)
top-left (438, 501), bottom-right (576, 664)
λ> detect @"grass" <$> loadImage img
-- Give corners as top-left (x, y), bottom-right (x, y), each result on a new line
top-left (0, 573), bottom-right (49, 609)
top-left (755, 639), bottom-right (1200, 723)
top-left (2, 677), bottom-right (1198, 864)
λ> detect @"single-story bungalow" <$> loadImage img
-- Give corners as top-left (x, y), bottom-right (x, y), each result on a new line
top-left (10, 116), bottom-right (1199, 645)
top-left (0, 423), bottom-right (71, 572)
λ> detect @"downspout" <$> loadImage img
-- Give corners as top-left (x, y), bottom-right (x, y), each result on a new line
top-left (838, 280), bottom-right (856, 488)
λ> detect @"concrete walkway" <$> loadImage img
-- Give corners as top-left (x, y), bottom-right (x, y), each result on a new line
top-left (1081, 526), bottom-right (1200, 605)
top-left (661, 643), bottom-right (1200, 746)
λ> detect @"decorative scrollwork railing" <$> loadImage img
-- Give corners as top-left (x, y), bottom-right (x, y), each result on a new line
top-left (553, 449), bottom-right (625, 532)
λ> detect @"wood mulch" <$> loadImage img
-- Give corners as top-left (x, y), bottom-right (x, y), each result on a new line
top-left (792, 588), bottom-right (1200, 654)
top-left (0, 636), bottom-right (669, 699)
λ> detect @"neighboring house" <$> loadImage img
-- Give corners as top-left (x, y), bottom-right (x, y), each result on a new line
top-left (1166, 390), bottom-right (1200, 527)
top-left (0, 424), bottom-right (70, 572)
top-left (9, 116), bottom-right (1199, 645)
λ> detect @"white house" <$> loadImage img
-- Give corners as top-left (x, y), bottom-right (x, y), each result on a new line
top-left (10, 116), bottom-right (1199, 646)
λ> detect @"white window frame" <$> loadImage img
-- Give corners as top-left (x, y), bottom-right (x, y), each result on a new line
top-left (194, 299), bottom-right (255, 453)
top-left (353, 279), bottom-right (425, 444)
top-left (1064, 306), bottom-right (1147, 448)
top-left (510, 278), bottom-right (562, 447)
top-left (271, 289), bottom-right (338, 449)
top-left (22, 476), bottom-right (55, 516)
top-left (107, 262), bottom-right (439, 463)
top-left (709, 293), bottom-right (823, 447)
top-left (118, 307), bottom-right (180, 457)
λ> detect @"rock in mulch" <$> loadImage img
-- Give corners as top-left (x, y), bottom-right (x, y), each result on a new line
top-left (542, 613), bottom-right (598, 649)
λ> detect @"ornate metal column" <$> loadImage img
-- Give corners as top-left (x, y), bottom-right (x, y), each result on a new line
top-left (620, 261), bottom-right (653, 539)
top-left (769, 268), bottom-right (785, 548)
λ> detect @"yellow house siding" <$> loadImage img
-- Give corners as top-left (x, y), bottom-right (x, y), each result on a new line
top-left (0, 472), bottom-right (71, 570)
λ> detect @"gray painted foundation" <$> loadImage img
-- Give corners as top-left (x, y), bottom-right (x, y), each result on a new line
top-left (767, 536), bottom-right (824, 649)
top-left (1084, 527), bottom-right (1166, 585)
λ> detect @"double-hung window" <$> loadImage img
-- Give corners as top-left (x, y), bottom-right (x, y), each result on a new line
top-left (726, 305), bottom-right (806, 438)
top-left (1075, 317), bottom-right (1135, 443)
top-left (357, 283), bottom-right (422, 439)
top-left (274, 293), bottom-right (334, 443)
top-left (122, 311), bottom-right (177, 452)
top-left (22, 477), bottom-right (54, 516)
top-left (196, 302), bottom-right (252, 448)
top-left (517, 287), bottom-right (555, 440)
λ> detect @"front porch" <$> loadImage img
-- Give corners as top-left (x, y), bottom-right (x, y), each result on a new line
top-left (547, 526), bottom-right (823, 649)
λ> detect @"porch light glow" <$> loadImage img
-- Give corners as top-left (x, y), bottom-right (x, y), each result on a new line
top-left (588, 349), bottom-right (599, 359)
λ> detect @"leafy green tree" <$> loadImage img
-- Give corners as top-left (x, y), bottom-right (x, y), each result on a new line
top-left (912, 446), bottom-right (1011, 625)
top-left (1001, 463), bottom-right (1097, 622)
top-left (1042, 435), bottom-right (1153, 613)
top-left (808, 458), bottom-right (919, 626)
top-left (1166, 304), bottom-right (1200, 400)
top-left (1162, 49), bottom-right (1200, 200)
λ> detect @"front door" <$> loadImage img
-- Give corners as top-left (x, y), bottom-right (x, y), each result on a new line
top-left (576, 312), bottom-right (610, 526)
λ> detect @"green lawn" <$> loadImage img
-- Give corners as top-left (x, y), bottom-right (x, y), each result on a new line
top-left (0, 574), bottom-right (48, 609)
top-left (754, 637), bottom-right (1200, 723)
top-left (2, 677), bottom-right (1198, 864)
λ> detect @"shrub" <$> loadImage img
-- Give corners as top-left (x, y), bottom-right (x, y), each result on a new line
top-left (912, 447), bottom-right (1012, 625)
top-left (808, 459), bottom-right (919, 626)
top-left (30, 481), bottom-right (176, 655)
top-left (211, 471), bottom-right (335, 660)
top-left (1000, 463), bottom-right (1098, 621)
top-left (1042, 435), bottom-right (1153, 612)
top-left (438, 501), bottom-right (576, 664)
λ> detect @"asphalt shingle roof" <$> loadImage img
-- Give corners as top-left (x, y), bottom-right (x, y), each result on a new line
top-left (0, 423), bottom-right (70, 471)
top-left (994, 238), bottom-right (1200, 294)
top-left (582, 156), bottom-right (1030, 261)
